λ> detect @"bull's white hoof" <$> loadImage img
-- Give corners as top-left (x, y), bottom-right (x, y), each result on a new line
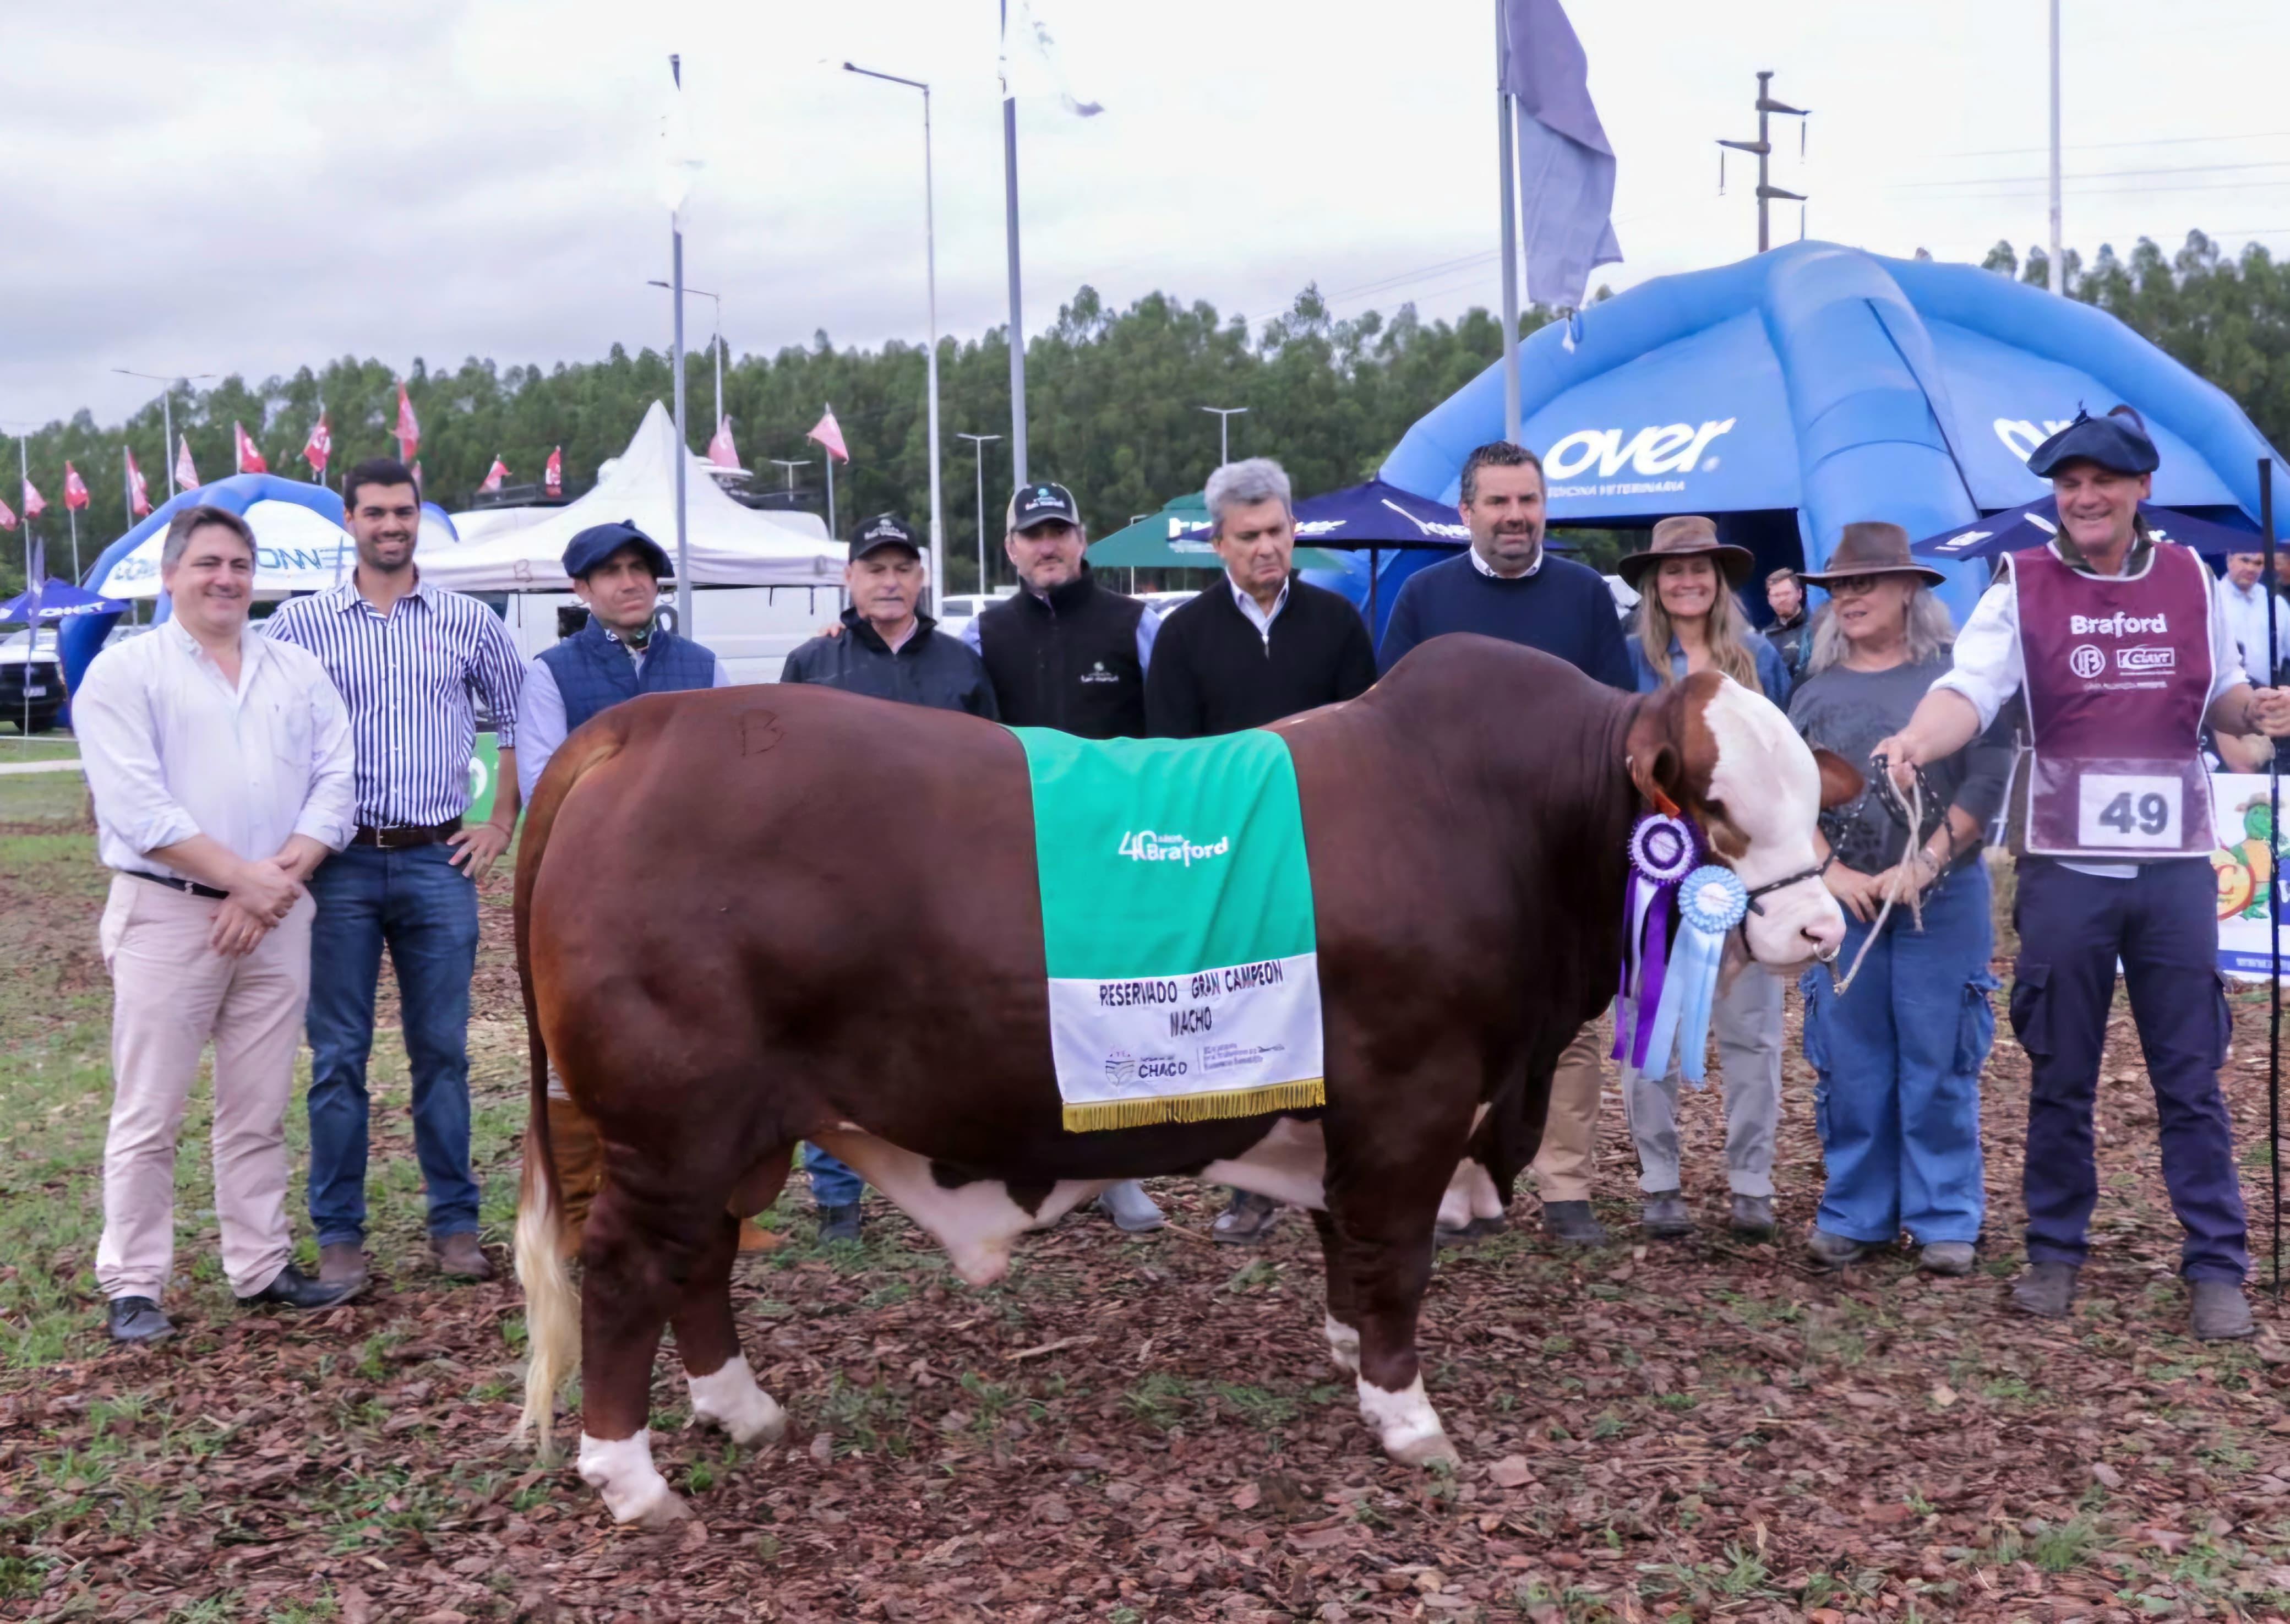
top-left (579, 1430), bottom-right (685, 1527)
top-left (1358, 1376), bottom-right (1456, 1468)
top-left (686, 1355), bottom-right (787, 1448)
top-left (1323, 1314), bottom-right (1362, 1377)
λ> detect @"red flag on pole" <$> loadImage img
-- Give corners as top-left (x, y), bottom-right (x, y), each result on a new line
top-left (395, 383), bottom-right (421, 463)
top-left (303, 410), bottom-right (332, 475)
top-left (544, 446), bottom-right (563, 498)
top-left (63, 463), bottom-right (90, 511)
top-left (233, 422), bottom-right (269, 476)
top-left (21, 479), bottom-right (46, 521)
top-left (478, 456), bottom-right (509, 494)
top-left (175, 437), bottom-right (201, 492)
top-left (126, 449), bottom-right (151, 517)
top-left (0, 494), bottom-right (15, 531)
top-left (807, 407), bottom-right (850, 463)
top-left (706, 415), bottom-right (740, 469)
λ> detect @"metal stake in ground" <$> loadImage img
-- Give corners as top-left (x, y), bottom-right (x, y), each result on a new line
top-left (2263, 455), bottom-right (2282, 1296)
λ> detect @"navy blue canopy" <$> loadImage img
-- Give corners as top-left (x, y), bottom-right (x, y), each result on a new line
top-left (1915, 498), bottom-right (2261, 563)
top-left (0, 579), bottom-right (129, 624)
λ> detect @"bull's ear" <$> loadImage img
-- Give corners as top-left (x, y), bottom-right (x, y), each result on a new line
top-left (1812, 746), bottom-right (1864, 810)
top-left (1626, 736), bottom-right (1686, 817)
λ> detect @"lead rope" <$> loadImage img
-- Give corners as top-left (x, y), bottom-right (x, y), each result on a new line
top-left (1830, 756), bottom-right (1926, 998)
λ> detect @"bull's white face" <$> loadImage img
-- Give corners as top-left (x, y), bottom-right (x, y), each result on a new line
top-left (1699, 679), bottom-right (1848, 968)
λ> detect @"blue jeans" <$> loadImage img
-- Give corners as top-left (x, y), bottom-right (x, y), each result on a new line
top-left (804, 1144), bottom-right (863, 1209)
top-left (1800, 860), bottom-right (1996, 1246)
top-left (304, 842), bottom-right (482, 1248)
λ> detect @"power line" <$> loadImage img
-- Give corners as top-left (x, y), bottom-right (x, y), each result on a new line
top-left (1939, 129), bottom-right (2290, 160)
top-left (1892, 157), bottom-right (2290, 191)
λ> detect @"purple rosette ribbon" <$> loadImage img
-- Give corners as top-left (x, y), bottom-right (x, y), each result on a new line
top-left (1613, 813), bottom-right (1698, 1070)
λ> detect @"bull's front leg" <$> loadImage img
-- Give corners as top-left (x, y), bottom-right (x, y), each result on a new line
top-left (575, 1182), bottom-right (699, 1528)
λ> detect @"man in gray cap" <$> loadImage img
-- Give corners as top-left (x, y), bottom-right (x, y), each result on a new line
top-left (1880, 406), bottom-right (2290, 1340)
top-left (516, 520), bottom-right (732, 1251)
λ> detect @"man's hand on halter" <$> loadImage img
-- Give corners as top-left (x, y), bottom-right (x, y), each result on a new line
top-left (2247, 686), bottom-right (2290, 738)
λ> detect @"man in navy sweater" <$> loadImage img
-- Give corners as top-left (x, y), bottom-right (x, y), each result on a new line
top-left (1375, 442), bottom-right (1634, 1248)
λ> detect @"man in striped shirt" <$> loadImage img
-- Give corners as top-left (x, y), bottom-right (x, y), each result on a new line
top-left (265, 457), bottom-right (526, 1289)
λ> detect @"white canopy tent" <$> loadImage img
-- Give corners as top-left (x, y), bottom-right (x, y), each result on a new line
top-left (425, 402), bottom-right (841, 591)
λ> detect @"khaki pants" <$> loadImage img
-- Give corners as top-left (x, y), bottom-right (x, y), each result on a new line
top-left (1623, 967), bottom-right (1786, 1197)
top-left (96, 876), bottom-right (313, 1301)
top-left (1532, 1018), bottom-right (1609, 1203)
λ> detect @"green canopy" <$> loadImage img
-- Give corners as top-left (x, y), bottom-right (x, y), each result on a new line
top-left (1087, 493), bottom-right (1348, 573)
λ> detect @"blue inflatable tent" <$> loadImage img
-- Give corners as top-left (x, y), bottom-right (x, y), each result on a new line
top-left (1369, 240), bottom-right (2290, 628)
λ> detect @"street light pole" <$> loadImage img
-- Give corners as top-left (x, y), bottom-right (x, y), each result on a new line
top-left (2048, 0), bottom-right (2064, 295)
top-left (650, 280), bottom-right (725, 437)
top-left (956, 432), bottom-right (1002, 592)
top-left (113, 368), bottom-right (215, 502)
top-left (769, 459), bottom-right (812, 495)
top-left (1198, 406), bottom-right (1248, 466)
top-left (844, 62), bottom-right (945, 617)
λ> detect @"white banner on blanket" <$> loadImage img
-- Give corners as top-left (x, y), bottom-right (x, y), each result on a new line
top-left (1048, 952), bottom-right (1325, 1120)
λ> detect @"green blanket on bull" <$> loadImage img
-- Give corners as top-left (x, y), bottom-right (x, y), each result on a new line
top-left (1009, 726), bottom-right (1326, 1132)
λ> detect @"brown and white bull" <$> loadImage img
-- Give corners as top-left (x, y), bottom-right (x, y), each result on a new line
top-left (511, 636), bottom-right (1856, 1525)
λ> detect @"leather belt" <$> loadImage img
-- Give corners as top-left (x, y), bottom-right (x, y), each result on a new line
top-left (351, 818), bottom-right (464, 850)
top-left (124, 869), bottom-right (231, 901)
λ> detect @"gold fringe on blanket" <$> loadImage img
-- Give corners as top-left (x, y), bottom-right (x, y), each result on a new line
top-left (1060, 1078), bottom-right (1326, 1133)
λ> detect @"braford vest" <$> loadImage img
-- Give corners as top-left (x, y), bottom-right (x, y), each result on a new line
top-left (2011, 539), bottom-right (2216, 859)
top-left (537, 619), bottom-right (719, 734)
top-left (974, 569), bottom-right (1148, 739)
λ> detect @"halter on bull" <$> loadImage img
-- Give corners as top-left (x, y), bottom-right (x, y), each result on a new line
top-left (510, 637), bottom-right (1855, 1526)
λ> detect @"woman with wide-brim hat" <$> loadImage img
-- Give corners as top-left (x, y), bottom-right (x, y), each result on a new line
top-left (1617, 516), bottom-right (1794, 1243)
top-left (1787, 521), bottom-right (2014, 1277)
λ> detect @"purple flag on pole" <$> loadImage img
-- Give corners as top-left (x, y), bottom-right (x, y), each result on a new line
top-left (1501, 0), bottom-right (1622, 310)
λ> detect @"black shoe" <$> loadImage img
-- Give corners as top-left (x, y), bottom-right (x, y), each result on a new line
top-left (236, 1263), bottom-right (361, 1312)
top-left (817, 1204), bottom-right (863, 1244)
top-left (1540, 1201), bottom-right (1608, 1246)
top-left (1211, 1189), bottom-right (1282, 1245)
top-left (106, 1296), bottom-right (174, 1344)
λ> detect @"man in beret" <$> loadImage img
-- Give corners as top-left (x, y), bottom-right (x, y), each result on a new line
top-left (516, 520), bottom-right (733, 1252)
top-left (1880, 406), bottom-right (2290, 1339)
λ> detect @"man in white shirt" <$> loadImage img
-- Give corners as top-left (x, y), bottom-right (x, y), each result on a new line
top-left (74, 506), bottom-right (362, 1343)
top-left (2219, 550), bottom-right (2284, 689)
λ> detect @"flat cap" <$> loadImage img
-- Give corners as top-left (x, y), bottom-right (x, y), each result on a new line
top-left (562, 520), bottom-right (672, 580)
top-left (2026, 407), bottom-right (2160, 478)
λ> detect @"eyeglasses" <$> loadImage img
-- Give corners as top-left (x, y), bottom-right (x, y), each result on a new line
top-left (1827, 575), bottom-right (1885, 598)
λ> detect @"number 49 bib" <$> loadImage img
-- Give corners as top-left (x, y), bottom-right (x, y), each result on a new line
top-left (2027, 752), bottom-right (2216, 858)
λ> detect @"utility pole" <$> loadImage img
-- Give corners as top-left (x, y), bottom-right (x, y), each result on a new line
top-left (1716, 70), bottom-right (1808, 253)
top-left (957, 432), bottom-right (1001, 593)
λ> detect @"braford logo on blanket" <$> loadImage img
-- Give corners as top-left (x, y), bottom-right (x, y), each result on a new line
top-left (1117, 829), bottom-right (1230, 865)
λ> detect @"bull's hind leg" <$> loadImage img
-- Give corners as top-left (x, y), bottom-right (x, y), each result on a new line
top-left (574, 1181), bottom-right (707, 1528)
top-left (673, 1209), bottom-right (788, 1449)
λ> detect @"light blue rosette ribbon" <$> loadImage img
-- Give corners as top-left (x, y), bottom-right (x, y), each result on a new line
top-left (1635, 864), bottom-right (1749, 1089)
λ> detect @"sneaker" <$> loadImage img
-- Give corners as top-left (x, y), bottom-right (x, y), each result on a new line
top-left (1729, 1194), bottom-right (1776, 1239)
top-left (106, 1296), bottom-right (174, 1344)
top-left (1806, 1228), bottom-right (1878, 1269)
top-left (1917, 1241), bottom-right (1977, 1277)
top-left (1097, 1180), bottom-right (1165, 1234)
top-left (2010, 1260), bottom-right (2079, 1318)
top-left (1211, 1189), bottom-right (1282, 1245)
top-left (2190, 1278), bottom-right (2256, 1342)
top-left (1540, 1201), bottom-right (1609, 1247)
top-left (817, 1204), bottom-right (863, 1244)
top-left (1640, 1190), bottom-right (1694, 1239)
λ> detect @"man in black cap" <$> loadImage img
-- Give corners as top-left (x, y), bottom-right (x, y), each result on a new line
top-left (962, 480), bottom-right (1166, 1234)
top-left (516, 520), bottom-right (730, 1250)
top-left (1879, 406), bottom-right (2290, 1340)
top-left (782, 515), bottom-right (997, 1240)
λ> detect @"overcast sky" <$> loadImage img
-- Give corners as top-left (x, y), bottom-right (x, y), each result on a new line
top-left (9, 0), bottom-right (2290, 434)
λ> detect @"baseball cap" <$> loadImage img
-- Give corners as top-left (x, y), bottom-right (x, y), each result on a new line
top-left (1007, 481), bottom-right (1081, 533)
top-left (850, 513), bottom-right (922, 560)
top-left (561, 520), bottom-right (672, 580)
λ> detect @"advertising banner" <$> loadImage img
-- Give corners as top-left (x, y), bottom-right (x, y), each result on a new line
top-left (2209, 772), bottom-right (2287, 982)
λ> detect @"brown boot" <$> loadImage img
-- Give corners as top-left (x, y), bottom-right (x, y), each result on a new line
top-left (547, 1094), bottom-right (606, 1258)
top-left (431, 1231), bottom-right (493, 1280)
top-left (318, 1242), bottom-right (369, 1291)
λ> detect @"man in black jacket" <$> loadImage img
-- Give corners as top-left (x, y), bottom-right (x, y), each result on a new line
top-left (1144, 456), bottom-right (1377, 1242)
top-left (780, 514), bottom-right (996, 1240)
top-left (963, 480), bottom-right (1167, 1235)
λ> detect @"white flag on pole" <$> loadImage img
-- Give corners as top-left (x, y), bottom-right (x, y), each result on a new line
top-left (658, 68), bottom-right (706, 225)
top-left (1000, 0), bottom-right (1102, 117)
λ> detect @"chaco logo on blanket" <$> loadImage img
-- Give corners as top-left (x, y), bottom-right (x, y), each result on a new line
top-left (1117, 829), bottom-right (1231, 866)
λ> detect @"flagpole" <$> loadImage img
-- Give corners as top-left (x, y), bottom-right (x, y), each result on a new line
top-left (1496, 0), bottom-right (1523, 446)
top-left (669, 53), bottom-right (693, 638)
top-left (2262, 455), bottom-right (2281, 1297)
top-left (824, 413), bottom-right (838, 539)
top-left (923, 80), bottom-right (945, 618)
top-left (1000, 0), bottom-right (1030, 488)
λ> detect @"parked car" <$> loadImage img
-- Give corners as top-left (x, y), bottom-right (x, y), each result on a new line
top-left (0, 628), bottom-right (64, 734)
top-left (933, 588), bottom-right (1018, 644)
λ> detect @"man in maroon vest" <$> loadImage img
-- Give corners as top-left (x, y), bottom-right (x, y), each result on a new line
top-left (1879, 407), bottom-right (2290, 1339)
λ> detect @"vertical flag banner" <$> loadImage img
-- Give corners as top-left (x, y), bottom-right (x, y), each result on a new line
top-left (126, 449), bottom-right (151, 517)
top-left (706, 415), bottom-right (740, 469)
top-left (63, 464), bottom-right (90, 510)
top-left (233, 422), bottom-right (269, 476)
top-left (175, 437), bottom-right (201, 492)
top-left (1001, 0), bottom-right (1104, 117)
top-left (395, 383), bottom-right (421, 464)
top-left (808, 408), bottom-right (850, 462)
top-left (304, 409), bottom-right (332, 475)
top-left (21, 479), bottom-right (46, 521)
top-left (1501, 0), bottom-right (1622, 310)
top-left (544, 446), bottom-right (564, 498)
top-left (478, 456), bottom-right (509, 494)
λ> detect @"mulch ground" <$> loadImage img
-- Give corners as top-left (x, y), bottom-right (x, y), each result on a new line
top-left (4, 850), bottom-right (2290, 1622)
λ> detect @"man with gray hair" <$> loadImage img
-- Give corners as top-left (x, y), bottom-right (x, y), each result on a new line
top-left (1144, 457), bottom-right (1376, 1241)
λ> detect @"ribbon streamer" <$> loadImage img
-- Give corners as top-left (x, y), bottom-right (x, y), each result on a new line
top-left (1637, 865), bottom-right (1750, 1088)
top-left (1613, 815), bottom-right (1698, 1071)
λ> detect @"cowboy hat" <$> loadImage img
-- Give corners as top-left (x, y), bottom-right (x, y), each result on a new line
top-left (1795, 521), bottom-right (1946, 590)
top-left (1615, 515), bottom-right (1756, 589)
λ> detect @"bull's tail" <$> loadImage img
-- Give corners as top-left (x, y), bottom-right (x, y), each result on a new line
top-left (512, 721), bottom-right (629, 1453)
